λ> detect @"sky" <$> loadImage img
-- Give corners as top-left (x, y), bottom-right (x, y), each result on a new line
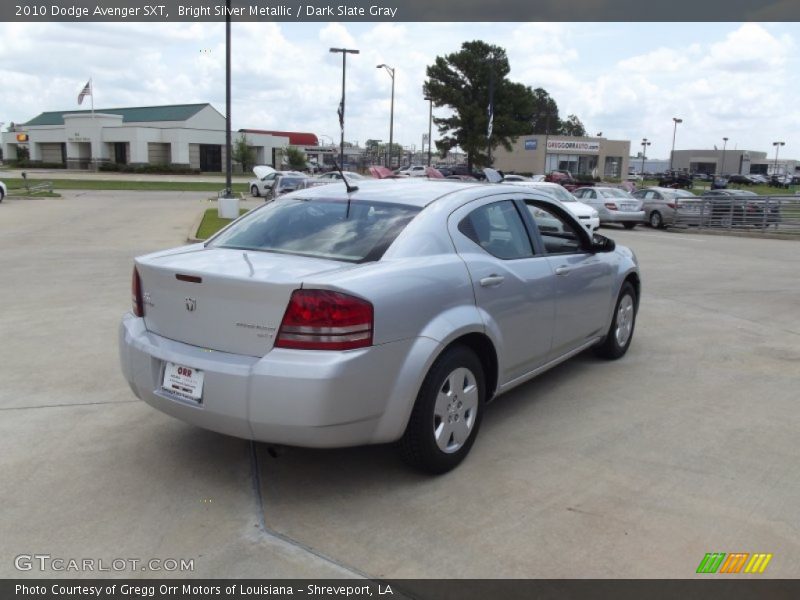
top-left (0, 21), bottom-right (798, 160)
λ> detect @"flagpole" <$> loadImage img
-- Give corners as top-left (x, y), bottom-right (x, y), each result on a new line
top-left (90, 77), bottom-right (94, 118)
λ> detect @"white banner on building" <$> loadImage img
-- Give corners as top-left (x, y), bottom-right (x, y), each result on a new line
top-left (546, 139), bottom-right (600, 153)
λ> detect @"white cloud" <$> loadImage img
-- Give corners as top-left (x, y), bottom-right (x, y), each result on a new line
top-left (0, 22), bottom-right (798, 159)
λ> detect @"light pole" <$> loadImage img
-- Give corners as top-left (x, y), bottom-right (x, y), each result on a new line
top-left (424, 95), bottom-right (433, 166)
top-left (377, 64), bottom-right (395, 169)
top-left (721, 137), bottom-right (728, 175)
top-left (223, 0), bottom-right (232, 198)
top-left (669, 117), bottom-right (682, 172)
top-left (640, 138), bottom-right (651, 176)
top-left (772, 141), bottom-right (785, 177)
top-left (330, 47), bottom-right (359, 169)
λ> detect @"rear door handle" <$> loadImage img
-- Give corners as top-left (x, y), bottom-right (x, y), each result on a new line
top-left (555, 265), bottom-right (573, 276)
top-left (479, 275), bottom-right (505, 287)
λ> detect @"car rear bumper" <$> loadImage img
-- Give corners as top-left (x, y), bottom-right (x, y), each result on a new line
top-left (601, 210), bottom-right (645, 224)
top-left (119, 313), bottom-right (434, 448)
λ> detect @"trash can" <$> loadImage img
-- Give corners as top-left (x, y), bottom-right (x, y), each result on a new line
top-left (218, 196), bottom-right (240, 219)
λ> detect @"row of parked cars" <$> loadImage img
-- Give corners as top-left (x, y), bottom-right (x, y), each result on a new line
top-left (249, 165), bottom-right (782, 231)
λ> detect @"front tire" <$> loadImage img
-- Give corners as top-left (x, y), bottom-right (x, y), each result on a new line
top-left (250, 185), bottom-right (260, 197)
top-left (594, 281), bottom-right (637, 359)
top-left (399, 346), bottom-right (485, 474)
top-left (649, 211), bottom-right (663, 229)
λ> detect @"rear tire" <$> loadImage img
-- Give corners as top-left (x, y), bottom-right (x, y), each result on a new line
top-left (399, 346), bottom-right (485, 474)
top-left (594, 281), bottom-right (637, 360)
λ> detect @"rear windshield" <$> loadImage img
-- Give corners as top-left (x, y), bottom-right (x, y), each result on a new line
top-left (209, 197), bottom-right (420, 263)
top-left (534, 185), bottom-right (576, 203)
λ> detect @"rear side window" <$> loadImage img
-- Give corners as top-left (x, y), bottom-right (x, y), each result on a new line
top-left (458, 201), bottom-right (534, 259)
top-left (210, 198), bottom-right (420, 263)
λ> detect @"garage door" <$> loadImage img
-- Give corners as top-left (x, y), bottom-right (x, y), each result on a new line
top-left (147, 143), bottom-right (171, 165)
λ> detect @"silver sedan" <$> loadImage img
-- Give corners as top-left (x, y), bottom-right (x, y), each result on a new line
top-left (119, 180), bottom-right (640, 473)
top-left (573, 186), bottom-right (645, 229)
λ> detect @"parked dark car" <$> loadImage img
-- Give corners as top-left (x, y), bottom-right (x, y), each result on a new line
top-left (711, 176), bottom-right (729, 190)
top-left (727, 174), bottom-right (753, 186)
top-left (658, 171), bottom-right (693, 189)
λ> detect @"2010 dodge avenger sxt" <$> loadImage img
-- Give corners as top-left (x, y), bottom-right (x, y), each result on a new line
top-left (119, 179), bottom-right (640, 473)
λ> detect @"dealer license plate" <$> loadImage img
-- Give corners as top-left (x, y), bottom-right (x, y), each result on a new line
top-left (162, 362), bottom-right (204, 401)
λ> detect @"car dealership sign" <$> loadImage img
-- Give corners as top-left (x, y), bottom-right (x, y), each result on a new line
top-left (546, 140), bottom-right (600, 153)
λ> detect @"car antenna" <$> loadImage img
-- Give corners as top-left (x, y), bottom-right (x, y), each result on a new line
top-left (333, 150), bottom-right (358, 218)
top-left (335, 154), bottom-right (359, 194)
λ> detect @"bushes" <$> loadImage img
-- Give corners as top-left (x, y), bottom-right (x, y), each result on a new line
top-left (98, 163), bottom-right (201, 175)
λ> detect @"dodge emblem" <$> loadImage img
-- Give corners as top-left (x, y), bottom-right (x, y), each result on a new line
top-left (185, 297), bottom-right (196, 312)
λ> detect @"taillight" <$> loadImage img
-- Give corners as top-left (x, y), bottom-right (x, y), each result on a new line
top-left (604, 202), bottom-right (618, 210)
top-left (132, 267), bottom-right (144, 317)
top-left (276, 290), bottom-right (373, 351)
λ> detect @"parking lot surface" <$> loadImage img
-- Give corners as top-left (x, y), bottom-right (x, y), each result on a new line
top-left (1, 191), bottom-right (798, 579)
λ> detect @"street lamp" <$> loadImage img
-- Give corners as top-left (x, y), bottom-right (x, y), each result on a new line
top-left (330, 47), bottom-right (360, 168)
top-left (377, 64), bottom-right (395, 169)
top-left (772, 141), bottom-right (785, 176)
top-left (721, 137), bottom-right (728, 175)
top-left (669, 117), bottom-right (683, 172)
top-left (640, 138), bottom-right (651, 176)
top-left (424, 95), bottom-right (433, 166)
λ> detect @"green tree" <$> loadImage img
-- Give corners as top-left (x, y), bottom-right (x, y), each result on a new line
top-left (231, 133), bottom-right (255, 172)
top-left (529, 88), bottom-right (561, 134)
top-left (423, 40), bottom-right (537, 170)
top-left (560, 114), bottom-right (587, 137)
top-left (285, 146), bottom-right (307, 171)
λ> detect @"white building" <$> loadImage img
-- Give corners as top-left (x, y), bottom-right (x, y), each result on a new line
top-left (2, 103), bottom-right (290, 171)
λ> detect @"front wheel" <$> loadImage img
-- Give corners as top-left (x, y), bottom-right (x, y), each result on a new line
top-left (250, 185), bottom-right (260, 197)
top-left (399, 346), bottom-right (485, 474)
top-left (594, 281), bottom-right (637, 359)
top-left (623, 222), bottom-right (637, 230)
top-left (649, 211), bottom-right (663, 229)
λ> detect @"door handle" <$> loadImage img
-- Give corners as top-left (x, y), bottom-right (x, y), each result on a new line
top-left (479, 275), bottom-right (505, 287)
top-left (555, 265), bottom-right (573, 276)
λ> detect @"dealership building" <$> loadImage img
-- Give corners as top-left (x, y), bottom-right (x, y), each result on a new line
top-left (493, 135), bottom-right (631, 178)
top-left (669, 149), bottom-right (798, 176)
top-left (1, 103), bottom-right (291, 171)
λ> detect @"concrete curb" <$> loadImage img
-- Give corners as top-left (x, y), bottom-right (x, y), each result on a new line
top-left (187, 193), bottom-right (250, 243)
top-left (187, 203), bottom-right (212, 243)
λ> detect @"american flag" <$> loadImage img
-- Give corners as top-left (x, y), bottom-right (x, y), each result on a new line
top-left (337, 99), bottom-right (344, 131)
top-left (78, 80), bottom-right (92, 105)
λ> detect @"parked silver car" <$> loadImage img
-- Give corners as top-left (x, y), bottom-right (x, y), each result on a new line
top-left (632, 187), bottom-right (703, 228)
top-left (573, 186), bottom-right (645, 229)
top-left (120, 180), bottom-right (640, 473)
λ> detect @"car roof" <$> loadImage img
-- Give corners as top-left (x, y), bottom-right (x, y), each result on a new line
top-left (289, 177), bottom-right (487, 208)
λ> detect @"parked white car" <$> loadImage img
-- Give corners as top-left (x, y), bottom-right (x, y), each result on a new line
top-left (506, 181), bottom-right (600, 232)
top-left (397, 165), bottom-right (428, 177)
top-left (250, 166), bottom-right (305, 197)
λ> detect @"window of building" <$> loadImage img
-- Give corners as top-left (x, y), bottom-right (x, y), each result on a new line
top-left (604, 156), bottom-right (622, 178)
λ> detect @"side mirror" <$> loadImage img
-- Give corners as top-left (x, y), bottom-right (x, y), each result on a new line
top-left (591, 233), bottom-right (615, 253)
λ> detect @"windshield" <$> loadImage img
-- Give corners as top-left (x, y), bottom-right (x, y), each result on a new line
top-left (210, 198), bottom-right (420, 263)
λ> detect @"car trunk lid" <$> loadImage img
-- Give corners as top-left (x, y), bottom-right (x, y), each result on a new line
top-left (137, 247), bottom-right (349, 357)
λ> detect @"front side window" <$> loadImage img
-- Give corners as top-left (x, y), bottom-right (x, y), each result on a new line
top-left (458, 201), bottom-right (534, 260)
top-left (525, 202), bottom-right (584, 255)
top-left (211, 198), bottom-right (420, 263)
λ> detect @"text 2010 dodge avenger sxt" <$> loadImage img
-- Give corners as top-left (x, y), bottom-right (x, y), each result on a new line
top-left (119, 179), bottom-right (640, 473)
